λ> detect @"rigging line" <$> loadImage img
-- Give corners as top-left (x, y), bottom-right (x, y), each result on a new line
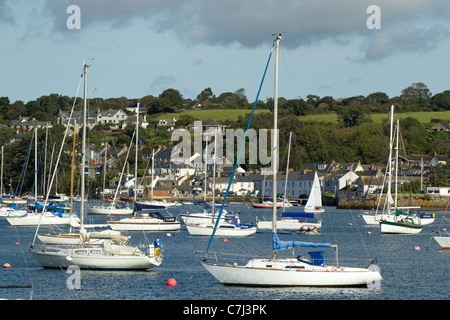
top-left (205, 46), bottom-right (274, 255)
top-left (31, 72), bottom-right (83, 246)
top-left (361, 118), bottom-right (389, 210)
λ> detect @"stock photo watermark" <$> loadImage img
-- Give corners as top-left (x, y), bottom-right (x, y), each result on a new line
top-left (367, 5), bottom-right (381, 30)
top-left (66, 5), bottom-right (81, 30)
top-left (66, 265), bottom-right (81, 290)
top-left (170, 121), bottom-right (279, 171)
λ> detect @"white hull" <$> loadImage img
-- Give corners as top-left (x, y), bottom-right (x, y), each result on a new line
top-left (433, 236), bottom-right (450, 250)
top-left (257, 218), bottom-right (321, 231)
top-left (37, 230), bottom-right (128, 245)
top-left (0, 208), bottom-right (27, 218)
top-left (30, 241), bottom-right (162, 269)
top-left (202, 258), bottom-right (382, 287)
top-left (180, 210), bottom-right (237, 225)
top-left (362, 212), bottom-right (434, 226)
top-left (6, 212), bottom-right (80, 226)
top-left (87, 205), bottom-right (133, 215)
top-left (380, 220), bottom-right (422, 234)
top-left (304, 207), bottom-right (325, 213)
top-left (186, 224), bottom-right (257, 237)
top-left (108, 217), bottom-right (181, 231)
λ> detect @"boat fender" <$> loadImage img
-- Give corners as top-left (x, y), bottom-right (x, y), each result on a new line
top-left (65, 256), bottom-right (72, 262)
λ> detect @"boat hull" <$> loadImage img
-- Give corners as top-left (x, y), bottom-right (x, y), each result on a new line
top-left (201, 259), bottom-right (382, 287)
top-left (433, 236), bottom-right (450, 250)
top-left (108, 217), bottom-right (181, 231)
top-left (37, 230), bottom-right (127, 245)
top-left (380, 220), bottom-right (422, 234)
top-left (6, 213), bottom-right (80, 226)
top-left (186, 224), bottom-right (257, 237)
top-left (30, 245), bottom-right (161, 270)
top-left (87, 206), bottom-right (133, 215)
top-left (0, 209), bottom-right (27, 218)
top-left (257, 219), bottom-right (321, 231)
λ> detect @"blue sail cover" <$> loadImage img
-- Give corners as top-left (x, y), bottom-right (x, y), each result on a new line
top-left (0, 199), bottom-right (19, 210)
top-left (272, 232), bottom-right (332, 251)
top-left (282, 212), bottom-right (314, 218)
top-left (34, 202), bottom-right (64, 210)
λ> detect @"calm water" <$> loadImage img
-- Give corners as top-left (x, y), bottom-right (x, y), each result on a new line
top-left (0, 201), bottom-right (448, 303)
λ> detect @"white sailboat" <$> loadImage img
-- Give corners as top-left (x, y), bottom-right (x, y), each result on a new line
top-left (184, 129), bottom-right (256, 237)
top-left (6, 128), bottom-right (81, 227)
top-left (432, 198), bottom-right (449, 250)
top-left (198, 34), bottom-right (382, 287)
top-left (30, 63), bottom-right (162, 270)
top-left (378, 109), bottom-right (422, 234)
top-left (361, 106), bottom-right (431, 229)
top-left (304, 172), bottom-right (325, 213)
top-left (257, 132), bottom-right (322, 231)
top-left (107, 105), bottom-right (180, 232)
top-left (0, 146), bottom-right (27, 218)
top-left (87, 128), bottom-right (133, 215)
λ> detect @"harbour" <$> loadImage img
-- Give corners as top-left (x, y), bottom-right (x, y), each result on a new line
top-left (0, 202), bottom-right (448, 301)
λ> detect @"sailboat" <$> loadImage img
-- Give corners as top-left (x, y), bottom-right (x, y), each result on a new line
top-left (87, 128), bottom-right (133, 216)
top-left (304, 172), bottom-right (325, 213)
top-left (30, 63), bottom-right (162, 270)
top-left (432, 198), bottom-right (449, 249)
top-left (107, 105), bottom-right (180, 232)
top-left (6, 128), bottom-right (81, 227)
top-left (0, 145), bottom-right (27, 217)
top-left (184, 129), bottom-right (256, 237)
top-left (257, 132), bottom-right (322, 231)
top-left (198, 34), bottom-right (382, 287)
top-left (377, 109), bottom-right (422, 234)
top-left (361, 107), bottom-right (432, 228)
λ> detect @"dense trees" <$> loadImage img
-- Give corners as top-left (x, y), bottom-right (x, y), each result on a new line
top-left (0, 81), bottom-right (448, 195)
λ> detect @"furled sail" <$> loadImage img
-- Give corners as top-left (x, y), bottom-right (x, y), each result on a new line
top-left (272, 232), bottom-right (332, 250)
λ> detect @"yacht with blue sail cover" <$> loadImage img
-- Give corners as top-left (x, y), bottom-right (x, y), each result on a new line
top-left (197, 34), bottom-right (382, 287)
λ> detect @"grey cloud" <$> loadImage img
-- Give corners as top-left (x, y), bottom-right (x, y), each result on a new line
top-left (42, 0), bottom-right (450, 58)
top-left (0, 0), bottom-right (14, 24)
top-left (360, 24), bottom-right (449, 61)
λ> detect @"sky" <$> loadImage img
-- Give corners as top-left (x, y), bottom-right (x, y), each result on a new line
top-left (2, 0), bottom-right (450, 104)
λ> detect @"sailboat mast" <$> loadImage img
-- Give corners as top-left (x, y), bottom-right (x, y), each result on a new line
top-left (151, 149), bottom-right (154, 201)
top-left (80, 62), bottom-right (88, 226)
top-left (394, 119), bottom-right (399, 209)
top-left (272, 34), bottom-right (281, 257)
top-left (386, 105), bottom-right (394, 213)
top-left (135, 103), bottom-right (139, 204)
top-left (34, 127), bottom-right (37, 214)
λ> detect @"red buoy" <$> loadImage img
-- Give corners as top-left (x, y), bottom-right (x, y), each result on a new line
top-left (3, 263), bottom-right (11, 269)
top-left (167, 278), bottom-right (177, 287)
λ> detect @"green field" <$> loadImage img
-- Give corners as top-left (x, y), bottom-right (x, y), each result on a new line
top-left (152, 109), bottom-right (270, 122)
top-left (298, 111), bottom-right (450, 124)
top-left (153, 109), bottom-right (450, 124)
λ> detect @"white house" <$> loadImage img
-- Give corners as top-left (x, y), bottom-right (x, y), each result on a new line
top-left (96, 109), bottom-right (127, 124)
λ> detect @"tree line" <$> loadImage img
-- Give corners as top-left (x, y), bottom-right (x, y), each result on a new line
top-left (0, 81), bottom-right (448, 196)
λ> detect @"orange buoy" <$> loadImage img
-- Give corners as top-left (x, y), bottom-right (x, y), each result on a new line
top-left (3, 263), bottom-right (11, 269)
top-left (15, 242), bottom-right (20, 245)
top-left (223, 238), bottom-right (229, 242)
top-left (167, 278), bottom-right (177, 287)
